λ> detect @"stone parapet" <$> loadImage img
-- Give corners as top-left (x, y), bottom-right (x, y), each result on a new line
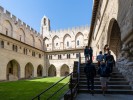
top-left (0, 6), bottom-right (41, 37)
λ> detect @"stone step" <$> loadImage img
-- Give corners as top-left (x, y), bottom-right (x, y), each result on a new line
top-left (79, 81), bottom-right (130, 85)
top-left (80, 74), bottom-right (125, 78)
top-left (79, 85), bottom-right (132, 89)
top-left (78, 68), bottom-right (119, 72)
top-left (78, 89), bottom-right (133, 94)
top-left (79, 78), bottom-right (127, 81)
top-left (80, 72), bottom-right (122, 76)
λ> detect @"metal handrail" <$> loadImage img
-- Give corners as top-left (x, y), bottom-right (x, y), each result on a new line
top-left (47, 82), bottom-right (70, 100)
top-left (32, 73), bottom-right (72, 100)
top-left (32, 53), bottom-right (81, 100)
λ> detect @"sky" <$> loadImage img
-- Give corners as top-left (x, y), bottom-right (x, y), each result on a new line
top-left (0, 0), bottom-right (93, 32)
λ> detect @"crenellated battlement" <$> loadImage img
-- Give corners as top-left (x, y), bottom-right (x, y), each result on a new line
top-left (0, 6), bottom-right (42, 37)
top-left (50, 25), bottom-right (90, 34)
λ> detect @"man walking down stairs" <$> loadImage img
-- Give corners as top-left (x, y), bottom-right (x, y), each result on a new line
top-left (75, 63), bottom-right (133, 100)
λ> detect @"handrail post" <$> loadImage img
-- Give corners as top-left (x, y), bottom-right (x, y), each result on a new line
top-left (70, 73), bottom-right (73, 100)
top-left (77, 53), bottom-right (81, 87)
top-left (38, 96), bottom-right (40, 100)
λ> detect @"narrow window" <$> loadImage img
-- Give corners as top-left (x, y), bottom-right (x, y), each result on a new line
top-left (6, 29), bottom-right (8, 35)
top-left (67, 41), bottom-right (69, 47)
top-left (1, 41), bottom-right (4, 48)
top-left (16, 46), bottom-right (18, 52)
top-left (77, 40), bottom-right (79, 46)
top-left (12, 45), bottom-right (15, 51)
top-left (20, 35), bottom-right (21, 41)
top-left (39, 54), bottom-right (41, 58)
top-left (56, 43), bottom-right (58, 46)
top-left (76, 54), bottom-right (79, 58)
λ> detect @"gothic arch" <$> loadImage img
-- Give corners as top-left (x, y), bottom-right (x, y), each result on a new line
top-left (19, 28), bottom-right (25, 42)
top-left (75, 32), bottom-right (84, 48)
top-left (6, 59), bottom-right (20, 80)
top-left (107, 18), bottom-right (121, 58)
top-left (43, 37), bottom-right (49, 50)
top-left (63, 34), bottom-right (71, 49)
top-left (52, 35), bottom-right (60, 50)
top-left (48, 65), bottom-right (56, 77)
top-left (36, 39), bottom-right (42, 49)
top-left (37, 65), bottom-right (43, 77)
top-left (25, 62), bottom-right (34, 79)
top-left (3, 20), bottom-right (13, 37)
top-left (60, 64), bottom-right (70, 76)
top-left (30, 34), bottom-right (35, 47)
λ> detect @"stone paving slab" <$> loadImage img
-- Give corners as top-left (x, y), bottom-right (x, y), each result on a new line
top-left (75, 93), bottom-right (133, 100)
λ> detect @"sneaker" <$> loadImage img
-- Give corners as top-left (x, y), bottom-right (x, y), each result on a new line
top-left (103, 91), bottom-right (105, 96)
top-left (91, 90), bottom-right (94, 96)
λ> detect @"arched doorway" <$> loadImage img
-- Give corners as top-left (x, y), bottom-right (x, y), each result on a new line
top-left (48, 65), bottom-right (56, 76)
top-left (25, 63), bottom-right (34, 79)
top-left (60, 64), bottom-right (70, 76)
top-left (107, 19), bottom-right (121, 58)
top-left (37, 65), bottom-right (43, 77)
top-left (7, 60), bottom-right (20, 81)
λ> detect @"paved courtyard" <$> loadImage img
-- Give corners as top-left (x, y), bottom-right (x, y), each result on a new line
top-left (75, 94), bottom-right (133, 100)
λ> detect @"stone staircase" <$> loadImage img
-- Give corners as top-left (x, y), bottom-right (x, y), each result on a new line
top-left (78, 63), bottom-right (133, 94)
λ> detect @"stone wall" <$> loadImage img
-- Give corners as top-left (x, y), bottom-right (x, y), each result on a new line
top-left (0, 34), bottom-right (45, 81)
top-left (90, 0), bottom-right (133, 86)
top-left (0, 6), bottom-right (43, 50)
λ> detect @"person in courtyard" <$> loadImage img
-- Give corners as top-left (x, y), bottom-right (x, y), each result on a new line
top-left (106, 51), bottom-right (115, 73)
top-left (96, 51), bottom-right (104, 67)
top-left (98, 60), bottom-right (111, 95)
top-left (89, 47), bottom-right (93, 62)
top-left (84, 46), bottom-right (89, 63)
top-left (84, 60), bottom-right (96, 95)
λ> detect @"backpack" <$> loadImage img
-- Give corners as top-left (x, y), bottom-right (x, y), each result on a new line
top-left (107, 55), bottom-right (114, 63)
top-left (99, 66), bottom-right (109, 77)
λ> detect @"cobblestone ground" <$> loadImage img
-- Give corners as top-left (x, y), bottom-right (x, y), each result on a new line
top-left (75, 94), bottom-right (133, 100)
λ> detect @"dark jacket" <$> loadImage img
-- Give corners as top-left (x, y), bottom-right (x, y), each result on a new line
top-left (84, 48), bottom-right (89, 56)
top-left (84, 63), bottom-right (96, 78)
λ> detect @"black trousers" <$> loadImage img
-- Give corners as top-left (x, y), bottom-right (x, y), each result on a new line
top-left (107, 63), bottom-right (113, 73)
top-left (86, 75), bottom-right (94, 90)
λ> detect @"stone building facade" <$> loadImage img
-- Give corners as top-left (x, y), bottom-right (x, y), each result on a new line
top-left (0, 6), bottom-right (89, 81)
top-left (89, 0), bottom-right (133, 86)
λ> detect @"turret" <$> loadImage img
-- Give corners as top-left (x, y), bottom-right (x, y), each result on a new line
top-left (40, 16), bottom-right (50, 37)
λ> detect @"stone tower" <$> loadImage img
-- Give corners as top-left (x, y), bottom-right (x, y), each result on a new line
top-left (40, 16), bottom-right (50, 37)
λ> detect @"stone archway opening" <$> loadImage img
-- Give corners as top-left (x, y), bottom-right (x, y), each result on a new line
top-left (107, 19), bottom-right (121, 59)
top-left (60, 64), bottom-right (70, 76)
top-left (25, 63), bottom-right (34, 79)
top-left (7, 60), bottom-right (20, 81)
top-left (37, 65), bottom-right (43, 77)
top-left (48, 65), bottom-right (56, 77)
